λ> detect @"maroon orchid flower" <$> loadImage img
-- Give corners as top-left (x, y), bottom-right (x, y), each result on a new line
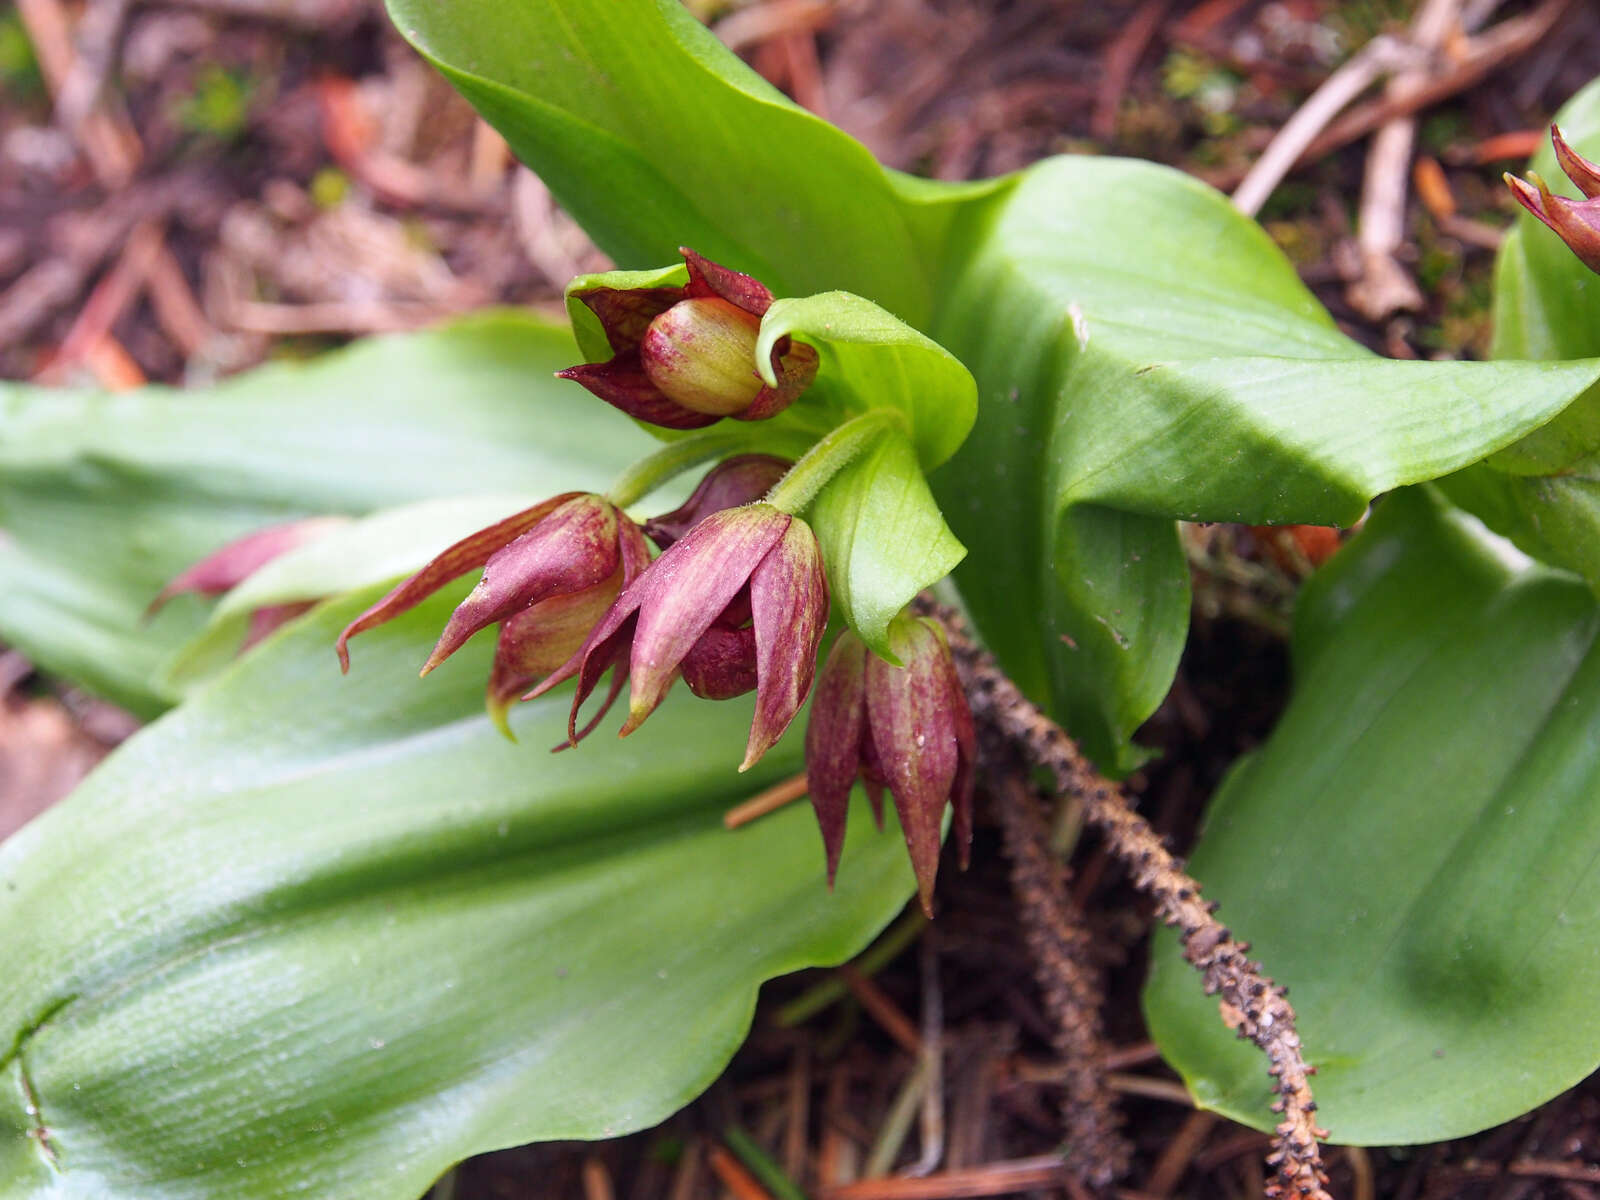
top-left (148, 515), bottom-right (347, 650)
top-left (559, 249), bottom-right (819, 429)
top-left (531, 502), bottom-right (828, 769)
top-left (804, 615), bottom-right (976, 916)
top-left (1506, 125), bottom-right (1600, 275)
top-left (336, 493), bottom-right (651, 736)
top-left (643, 454), bottom-right (792, 549)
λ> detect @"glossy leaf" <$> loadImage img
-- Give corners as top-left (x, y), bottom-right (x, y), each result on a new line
top-left (0, 312), bottom-right (656, 712)
top-left (1437, 79), bottom-right (1600, 584)
top-left (808, 426), bottom-right (965, 657)
top-left (931, 155), bottom-right (1600, 766)
top-left (1143, 487), bottom-right (1600, 1143)
top-left (0, 587), bottom-right (915, 1199)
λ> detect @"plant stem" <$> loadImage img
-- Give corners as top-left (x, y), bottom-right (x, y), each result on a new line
top-left (764, 409), bottom-right (897, 515)
top-left (606, 426), bottom-right (815, 510)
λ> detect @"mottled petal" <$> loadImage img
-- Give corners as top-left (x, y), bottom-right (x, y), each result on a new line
top-left (927, 621), bottom-right (977, 871)
top-left (645, 454), bottom-right (792, 549)
top-left (484, 571), bottom-right (625, 740)
top-left (742, 516), bottom-right (829, 770)
top-left (556, 358), bottom-right (721, 430)
top-left (422, 496), bottom-right (619, 674)
top-left (735, 338), bottom-right (820, 422)
top-left (336, 496), bottom-right (575, 671)
top-left (524, 517), bottom-right (654, 744)
top-left (681, 247), bottom-right (774, 317)
top-left (1553, 125), bottom-right (1600, 199)
top-left (622, 505), bottom-right (790, 735)
top-left (152, 515), bottom-right (347, 616)
top-left (577, 286), bottom-right (684, 354)
top-left (1506, 170), bottom-right (1600, 274)
top-left (804, 633), bottom-right (869, 886)
top-left (866, 616), bottom-right (964, 916)
top-left (680, 625), bottom-right (758, 699)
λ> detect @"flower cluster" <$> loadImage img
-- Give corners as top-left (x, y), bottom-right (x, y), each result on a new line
top-left (333, 251), bottom-right (975, 910)
top-left (1506, 125), bottom-right (1600, 274)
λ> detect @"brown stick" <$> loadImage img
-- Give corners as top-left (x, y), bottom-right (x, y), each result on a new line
top-left (990, 769), bottom-right (1128, 1185)
top-left (821, 1155), bottom-right (1074, 1199)
top-left (922, 600), bottom-right (1332, 1200)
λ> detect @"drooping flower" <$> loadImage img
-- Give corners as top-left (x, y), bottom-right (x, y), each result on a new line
top-left (148, 515), bottom-right (348, 650)
top-left (336, 493), bottom-right (650, 736)
top-left (643, 454), bottom-right (791, 549)
top-left (804, 615), bottom-right (975, 916)
top-left (531, 502), bottom-right (828, 769)
top-left (1505, 125), bottom-right (1600, 274)
top-left (559, 249), bottom-right (819, 429)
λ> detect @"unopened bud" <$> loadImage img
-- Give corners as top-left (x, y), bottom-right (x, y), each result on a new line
top-left (640, 297), bottom-right (766, 416)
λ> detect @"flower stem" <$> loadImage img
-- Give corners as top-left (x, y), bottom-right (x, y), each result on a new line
top-left (764, 409), bottom-right (897, 514)
top-left (606, 428), bottom-right (805, 509)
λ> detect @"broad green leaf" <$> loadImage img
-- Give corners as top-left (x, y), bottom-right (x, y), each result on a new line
top-left (383, 0), bottom-right (1002, 330)
top-left (808, 427), bottom-right (965, 657)
top-left (0, 312), bottom-right (656, 712)
top-left (1143, 487), bottom-right (1600, 1144)
top-left (0, 586), bottom-right (915, 1199)
top-left (1437, 79), bottom-right (1600, 584)
top-left (758, 292), bottom-right (977, 469)
top-left (931, 155), bottom-right (1600, 767)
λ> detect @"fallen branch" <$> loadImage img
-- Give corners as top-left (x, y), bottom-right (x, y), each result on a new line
top-left (921, 600), bottom-right (1332, 1200)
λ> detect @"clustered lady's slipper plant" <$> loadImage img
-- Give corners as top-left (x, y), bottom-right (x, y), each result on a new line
top-left (8, 6), bottom-right (1600, 1199)
top-left (337, 248), bottom-right (980, 900)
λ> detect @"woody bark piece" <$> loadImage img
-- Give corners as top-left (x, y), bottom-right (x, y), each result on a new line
top-left (15, 0), bottom-right (142, 187)
top-left (1346, 0), bottom-right (1461, 321)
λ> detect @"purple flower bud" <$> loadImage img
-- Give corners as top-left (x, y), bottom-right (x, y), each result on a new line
top-left (644, 455), bottom-right (792, 549)
top-left (532, 502), bottom-right (829, 770)
top-left (559, 248), bottom-right (818, 429)
top-left (337, 493), bottom-right (650, 737)
top-left (1506, 125), bottom-right (1600, 275)
top-left (148, 516), bottom-right (347, 616)
top-left (804, 616), bottom-right (975, 916)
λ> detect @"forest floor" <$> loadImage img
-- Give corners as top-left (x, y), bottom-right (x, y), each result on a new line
top-left (3, 0), bottom-right (1600, 1196)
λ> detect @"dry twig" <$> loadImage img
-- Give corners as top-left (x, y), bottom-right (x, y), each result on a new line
top-left (920, 600), bottom-right (1332, 1200)
top-left (989, 768), bottom-right (1128, 1185)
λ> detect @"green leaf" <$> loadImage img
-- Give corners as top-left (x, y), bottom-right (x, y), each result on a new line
top-left (0, 312), bottom-right (656, 712)
top-left (383, 0), bottom-right (1002, 329)
top-left (758, 292), bottom-right (977, 469)
top-left (1143, 487), bottom-right (1600, 1144)
top-left (0, 587), bottom-right (915, 1199)
top-left (808, 427), bottom-right (965, 657)
top-left (1436, 79), bottom-right (1600, 584)
top-left (931, 155), bottom-right (1600, 767)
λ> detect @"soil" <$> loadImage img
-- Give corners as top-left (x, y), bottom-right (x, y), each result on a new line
top-left (3, 1), bottom-right (1600, 1197)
